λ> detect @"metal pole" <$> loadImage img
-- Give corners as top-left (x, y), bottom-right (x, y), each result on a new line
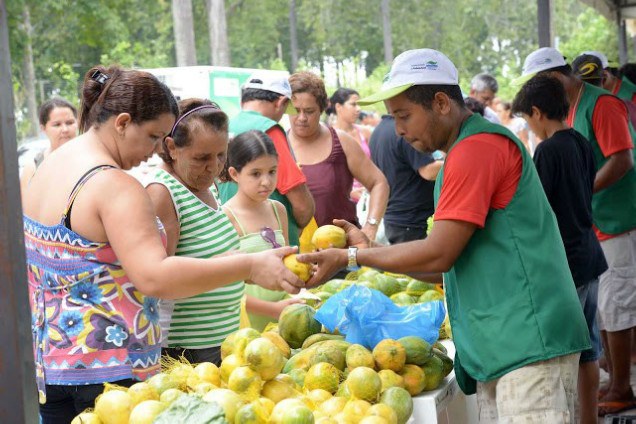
top-left (617, 10), bottom-right (628, 65)
top-left (537, 0), bottom-right (552, 48)
top-left (0, 0), bottom-right (39, 422)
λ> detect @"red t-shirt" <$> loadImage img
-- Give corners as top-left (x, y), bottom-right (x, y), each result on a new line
top-left (571, 95), bottom-right (634, 241)
top-left (266, 126), bottom-right (306, 194)
top-left (435, 134), bottom-right (522, 228)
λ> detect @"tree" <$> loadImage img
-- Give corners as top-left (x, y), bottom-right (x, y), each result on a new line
top-left (289, 0), bottom-right (299, 72)
top-left (380, 0), bottom-right (393, 63)
top-left (172, 0), bottom-right (197, 66)
top-left (207, 0), bottom-right (231, 66)
top-left (21, 3), bottom-right (37, 137)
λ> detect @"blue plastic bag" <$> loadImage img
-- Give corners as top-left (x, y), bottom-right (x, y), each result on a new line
top-left (315, 285), bottom-right (446, 349)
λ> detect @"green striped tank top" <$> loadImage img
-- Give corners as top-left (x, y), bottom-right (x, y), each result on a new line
top-left (146, 168), bottom-right (244, 349)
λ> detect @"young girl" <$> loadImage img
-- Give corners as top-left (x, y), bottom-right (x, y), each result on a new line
top-left (222, 130), bottom-right (302, 331)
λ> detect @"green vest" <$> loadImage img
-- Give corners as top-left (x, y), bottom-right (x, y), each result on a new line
top-left (616, 76), bottom-right (636, 102)
top-left (219, 110), bottom-right (301, 246)
top-left (570, 83), bottom-right (636, 235)
top-left (434, 114), bottom-right (590, 394)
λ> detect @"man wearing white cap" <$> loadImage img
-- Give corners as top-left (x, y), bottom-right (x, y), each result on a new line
top-left (518, 47), bottom-right (636, 416)
top-left (218, 71), bottom-right (315, 248)
top-left (299, 48), bottom-right (590, 421)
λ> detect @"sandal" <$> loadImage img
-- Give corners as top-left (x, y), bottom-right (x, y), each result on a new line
top-left (598, 399), bottom-right (636, 416)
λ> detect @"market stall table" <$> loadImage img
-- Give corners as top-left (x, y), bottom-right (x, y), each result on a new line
top-left (411, 340), bottom-right (478, 423)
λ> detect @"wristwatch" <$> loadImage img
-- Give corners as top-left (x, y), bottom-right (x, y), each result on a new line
top-left (366, 217), bottom-right (379, 226)
top-left (347, 246), bottom-right (360, 271)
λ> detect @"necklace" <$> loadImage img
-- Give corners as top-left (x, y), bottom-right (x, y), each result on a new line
top-left (568, 83), bottom-right (584, 125)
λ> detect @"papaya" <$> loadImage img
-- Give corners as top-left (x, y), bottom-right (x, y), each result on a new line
top-left (345, 344), bottom-right (375, 370)
top-left (418, 290), bottom-right (444, 303)
top-left (261, 331), bottom-right (291, 358)
top-left (283, 254), bottom-right (311, 282)
top-left (378, 369), bottom-right (405, 392)
top-left (305, 362), bottom-right (342, 394)
top-left (405, 279), bottom-right (435, 297)
top-left (396, 278), bottom-right (410, 291)
top-left (374, 275), bottom-right (402, 297)
top-left (310, 339), bottom-right (352, 354)
top-left (278, 304), bottom-right (322, 349)
top-left (302, 333), bottom-right (345, 350)
top-left (221, 332), bottom-right (236, 360)
top-left (432, 341), bottom-right (447, 355)
top-left (397, 336), bottom-right (432, 366)
top-left (357, 280), bottom-right (377, 290)
top-left (380, 387), bottom-right (413, 424)
top-left (432, 348), bottom-right (453, 377)
top-left (357, 269), bottom-right (381, 283)
top-left (344, 271), bottom-right (359, 280)
top-left (373, 339), bottom-right (406, 372)
top-left (321, 279), bottom-right (349, 294)
top-left (390, 292), bottom-right (417, 305)
top-left (421, 355), bottom-right (444, 391)
top-left (311, 225), bottom-right (347, 250)
top-left (283, 348), bottom-right (316, 373)
top-left (287, 368), bottom-right (307, 388)
top-left (398, 364), bottom-right (426, 396)
top-left (310, 343), bottom-right (346, 371)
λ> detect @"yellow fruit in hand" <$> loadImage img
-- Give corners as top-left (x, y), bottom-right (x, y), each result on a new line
top-left (284, 254), bottom-right (312, 282)
top-left (312, 225), bottom-right (347, 250)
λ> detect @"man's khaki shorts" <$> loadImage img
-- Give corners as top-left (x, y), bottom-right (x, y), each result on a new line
top-left (477, 353), bottom-right (580, 423)
top-left (598, 231), bottom-right (636, 332)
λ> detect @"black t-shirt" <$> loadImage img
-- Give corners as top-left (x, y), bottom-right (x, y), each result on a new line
top-left (533, 128), bottom-right (608, 286)
top-left (369, 115), bottom-right (435, 227)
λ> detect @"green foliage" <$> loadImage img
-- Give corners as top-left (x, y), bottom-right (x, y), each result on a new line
top-left (558, 8), bottom-right (619, 64)
top-left (4, 0), bottom-right (632, 141)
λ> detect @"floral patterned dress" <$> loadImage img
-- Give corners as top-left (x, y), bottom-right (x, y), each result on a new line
top-left (24, 165), bottom-right (164, 403)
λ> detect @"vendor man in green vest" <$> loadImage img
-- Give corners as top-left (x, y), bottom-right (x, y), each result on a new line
top-left (518, 47), bottom-right (636, 416)
top-left (218, 72), bottom-right (315, 247)
top-left (299, 48), bottom-right (590, 421)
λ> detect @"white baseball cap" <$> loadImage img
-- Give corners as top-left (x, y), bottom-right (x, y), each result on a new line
top-left (513, 47), bottom-right (567, 86)
top-left (358, 49), bottom-right (459, 105)
top-left (243, 71), bottom-right (291, 98)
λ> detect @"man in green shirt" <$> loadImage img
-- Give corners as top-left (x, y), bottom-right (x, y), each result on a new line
top-left (300, 48), bottom-right (590, 421)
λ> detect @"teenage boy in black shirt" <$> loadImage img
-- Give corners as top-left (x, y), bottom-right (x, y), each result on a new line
top-left (513, 74), bottom-right (608, 422)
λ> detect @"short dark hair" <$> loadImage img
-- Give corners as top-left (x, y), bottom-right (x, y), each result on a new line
top-left (327, 87), bottom-right (359, 115)
top-left (404, 84), bottom-right (465, 109)
top-left (289, 71), bottom-right (329, 112)
top-left (241, 87), bottom-right (284, 104)
top-left (39, 98), bottom-right (77, 126)
top-left (619, 63), bottom-right (636, 84)
top-left (219, 130), bottom-right (278, 182)
top-left (464, 97), bottom-right (485, 116)
top-left (159, 98), bottom-right (228, 164)
top-left (79, 65), bottom-right (178, 133)
top-left (512, 75), bottom-right (569, 121)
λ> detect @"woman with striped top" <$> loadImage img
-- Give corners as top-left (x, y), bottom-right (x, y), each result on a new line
top-left (23, 68), bottom-right (303, 422)
top-left (145, 99), bottom-right (244, 364)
